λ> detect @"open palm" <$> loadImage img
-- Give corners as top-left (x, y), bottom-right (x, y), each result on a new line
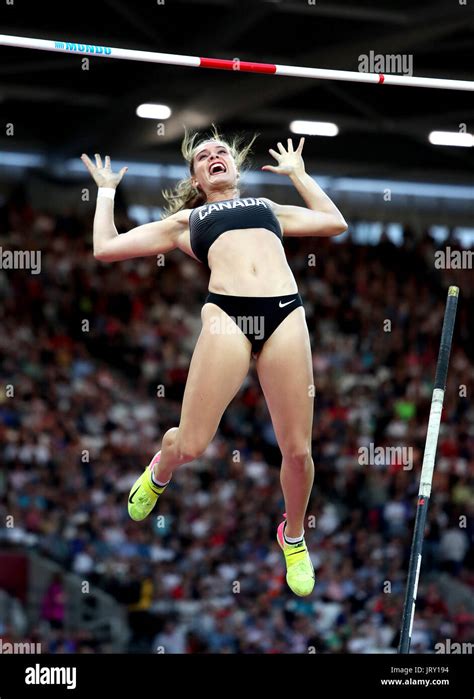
top-left (262, 137), bottom-right (305, 176)
top-left (81, 153), bottom-right (128, 188)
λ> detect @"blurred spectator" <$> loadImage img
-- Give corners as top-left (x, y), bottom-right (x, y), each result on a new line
top-left (40, 573), bottom-right (65, 630)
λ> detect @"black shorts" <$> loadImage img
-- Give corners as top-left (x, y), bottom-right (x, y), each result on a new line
top-left (204, 291), bottom-right (303, 356)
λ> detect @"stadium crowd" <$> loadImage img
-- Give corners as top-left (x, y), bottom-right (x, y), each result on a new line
top-left (0, 185), bottom-right (473, 653)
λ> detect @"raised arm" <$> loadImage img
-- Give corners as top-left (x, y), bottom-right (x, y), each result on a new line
top-left (262, 138), bottom-right (347, 237)
top-left (81, 153), bottom-right (183, 262)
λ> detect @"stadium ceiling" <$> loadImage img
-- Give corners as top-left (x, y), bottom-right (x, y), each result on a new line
top-left (0, 0), bottom-right (473, 183)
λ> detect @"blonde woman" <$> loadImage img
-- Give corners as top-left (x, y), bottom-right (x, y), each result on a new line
top-left (81, 128), bottom-right (347, 597)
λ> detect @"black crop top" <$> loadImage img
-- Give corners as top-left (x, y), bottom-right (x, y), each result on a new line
top-left (189, 197), bottom-right (282, 265)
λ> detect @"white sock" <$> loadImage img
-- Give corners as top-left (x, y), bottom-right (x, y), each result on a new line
top-left (151, 471), bottom-right (170, 488)
top-left (284, 525), bottom-right (304, 544)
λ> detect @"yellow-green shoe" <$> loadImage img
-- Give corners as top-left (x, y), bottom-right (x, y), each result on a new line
top-left (277, 513), bottom-right (315, 597)
top-left (128, 451), bottom-right (169, 521)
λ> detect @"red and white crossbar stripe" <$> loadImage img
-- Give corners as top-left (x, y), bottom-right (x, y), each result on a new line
top-left (0, 34), bottom-right (473, 91)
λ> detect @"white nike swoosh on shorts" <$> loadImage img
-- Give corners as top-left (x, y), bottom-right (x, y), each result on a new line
top-left (279, 299), bottom-right (296, 308)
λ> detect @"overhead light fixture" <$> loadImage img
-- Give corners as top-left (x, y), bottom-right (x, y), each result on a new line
top-left (136, 103), bottom-right (172, 119)
top-left (290, 120), bottom-right (339, 137)
top-left (429, 130), bottom-right (473, 147)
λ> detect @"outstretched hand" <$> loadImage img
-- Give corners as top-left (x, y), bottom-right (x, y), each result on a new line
top-left (81, 153), bottom-right (128, 189)
top-left (261, 137), bottom-right (305, 177)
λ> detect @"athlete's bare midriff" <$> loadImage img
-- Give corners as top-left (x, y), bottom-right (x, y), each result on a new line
top-left (206, 227), bottom-right (297, 296)
top-left (176, 209), bottom-right (298, 297)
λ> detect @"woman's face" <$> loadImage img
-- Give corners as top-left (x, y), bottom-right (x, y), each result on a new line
top-left (191, 140), bottom-right (238, 196)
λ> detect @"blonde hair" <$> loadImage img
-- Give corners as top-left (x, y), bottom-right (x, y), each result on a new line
top-left (161, 124), bottom-right (258, 217)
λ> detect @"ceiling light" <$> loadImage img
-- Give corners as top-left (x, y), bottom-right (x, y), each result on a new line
top-left (136, 103), bottom-right (172, 119)
top-left (290, 120), bottom-right (339, 137)
top-left (429, 130), bottom-right (473, 147)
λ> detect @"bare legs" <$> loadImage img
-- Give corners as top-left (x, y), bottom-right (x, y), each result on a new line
top-left (154, 303), bottom-right (251, 483)
top-left (256, 307), bottom-right (314, 538)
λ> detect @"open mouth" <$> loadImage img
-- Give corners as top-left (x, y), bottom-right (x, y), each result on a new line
top-left (209, 161), bottom-right (227, 175)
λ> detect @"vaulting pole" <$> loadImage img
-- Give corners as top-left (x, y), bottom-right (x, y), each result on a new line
top-left (399, 286), bottom-right (460, 653)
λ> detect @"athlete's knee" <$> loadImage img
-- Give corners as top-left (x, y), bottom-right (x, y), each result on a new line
top-left (281, 443), bottom-right (312, 470)
top-left (175, 434), bottom-right (210, 463)
top-left (162, 426), bottom-right (179, 443)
